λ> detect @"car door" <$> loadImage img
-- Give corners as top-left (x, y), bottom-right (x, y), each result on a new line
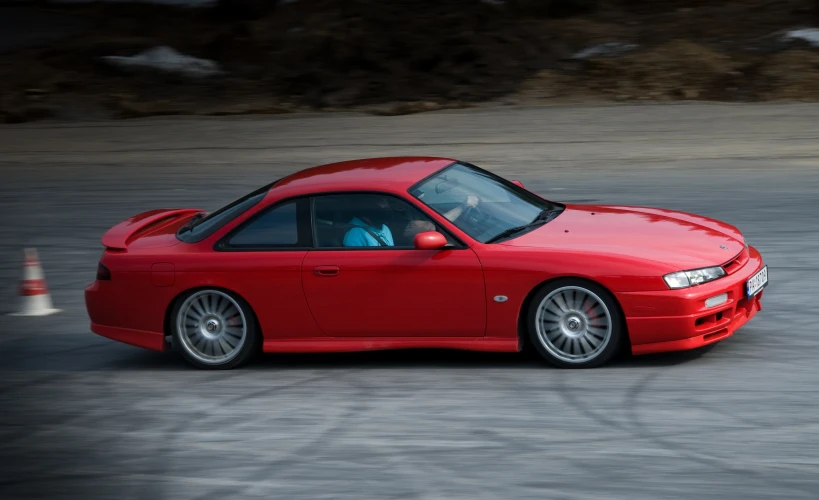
top-left (301, 192), bottom-right (487, 337)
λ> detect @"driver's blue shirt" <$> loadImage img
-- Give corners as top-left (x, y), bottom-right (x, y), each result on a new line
top-left (343, 217), bottom-right (394, 247)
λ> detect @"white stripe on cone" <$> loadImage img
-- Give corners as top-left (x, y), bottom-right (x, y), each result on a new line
top-left (9, 248), bottom-right (61, 316)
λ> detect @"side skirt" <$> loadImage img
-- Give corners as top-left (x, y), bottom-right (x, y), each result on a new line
top-left (262, 337), bottom-right (519, 354)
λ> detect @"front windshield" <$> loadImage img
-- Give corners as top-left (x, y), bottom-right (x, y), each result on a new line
top-left (409, 163), bottom-right (563, 243)
top-left (177, 180), bottom-right (278, 243)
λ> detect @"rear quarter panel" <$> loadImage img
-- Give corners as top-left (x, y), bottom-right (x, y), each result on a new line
top-left (98, 245), bottom-right (323, 341)
top-left (170, 250), bottom-right (323, 340)
top-left (86, 270), bottom-right (175, 334)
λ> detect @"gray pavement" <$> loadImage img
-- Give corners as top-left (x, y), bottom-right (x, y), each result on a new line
top-left (1, 103), bottom-right (819, 499)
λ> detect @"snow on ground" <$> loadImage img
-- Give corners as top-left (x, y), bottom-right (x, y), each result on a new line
top-left (102, 46), bottom-right (222, 78)
top-left (781, 28), bottom-right (819, 47)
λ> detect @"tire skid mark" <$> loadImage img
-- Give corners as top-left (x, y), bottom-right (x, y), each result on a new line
top-left (157, 370), bottom-right (335, 454)
top-left (1, 356), bottom-right (182, 450)
top-left (190, 369), bottom-right (363, 500)
top-left (6, 371), bottom-right (340, 498)
top-left (551, 369), bottom-right (819, 492)
top-left (322, 372), bottom-right (440, 498)
top-left (554, 372), bottom-right (633, 433)
top-left (243, 368), bottom-right (368, 481)
top-left (624, 370), bottom-right (819, 497)
top-left (2, 374), bottom-right (165, 490)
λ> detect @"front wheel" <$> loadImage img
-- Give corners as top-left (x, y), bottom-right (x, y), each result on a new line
top-left (527, 279), bottom-right (624, 368)
top-left (172, 289), bottom-right (258, 369)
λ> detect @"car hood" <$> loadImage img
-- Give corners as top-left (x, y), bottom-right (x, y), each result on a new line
top-left (500, 204), bottom-right (745, 270)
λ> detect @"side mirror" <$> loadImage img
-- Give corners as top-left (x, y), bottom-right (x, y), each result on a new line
top-left (511, 179), bottom-right (525, 188)
top-left (414, 231), bottom-right (448, 250)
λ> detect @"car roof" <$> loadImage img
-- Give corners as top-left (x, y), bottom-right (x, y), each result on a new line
top-left (271, 156), bottom-right (456, 197)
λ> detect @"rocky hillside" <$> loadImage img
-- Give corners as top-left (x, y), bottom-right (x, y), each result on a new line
top-left (1, 0), bottom-right (818, 122)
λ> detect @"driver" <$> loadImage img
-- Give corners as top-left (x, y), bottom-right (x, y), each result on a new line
top-left (443, 195), bottom-right (480, 223)
top-left (343, 194), bottom-right (481, 247)
top-left (402, 195), bottom-right (480, 239)
top-left (343, 196), bottom-right (395, 247)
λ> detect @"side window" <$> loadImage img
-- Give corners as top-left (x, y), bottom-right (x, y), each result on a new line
top-left (224, 200), bottom-right (305, 248)
top-left (312, 193), bottom-right (450, 248)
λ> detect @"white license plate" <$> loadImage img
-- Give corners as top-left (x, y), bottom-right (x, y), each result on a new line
top-left (746, 265), bottom-right (768, 298)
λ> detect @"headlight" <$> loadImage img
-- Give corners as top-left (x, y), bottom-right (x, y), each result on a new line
top-left (663, 266), bottom-right (726, 289)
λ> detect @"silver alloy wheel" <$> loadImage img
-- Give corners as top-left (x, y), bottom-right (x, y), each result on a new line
top-left (534, 286), bottom-right (612, 364)
top-left (176, 290), bottom-right (247, 365)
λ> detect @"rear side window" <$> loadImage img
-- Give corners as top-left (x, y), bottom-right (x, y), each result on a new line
top-left (228, 201), bottom-right (298, 246)
top-left (177, 181), bottom-right (277, 243)
top-left (218, 198), bottom-right (312, 250)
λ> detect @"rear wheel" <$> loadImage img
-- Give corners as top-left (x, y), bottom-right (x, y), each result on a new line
top-left (527, 279), bottom-right (624, 368)
top-left (172, 289), bottom-right (258, 369)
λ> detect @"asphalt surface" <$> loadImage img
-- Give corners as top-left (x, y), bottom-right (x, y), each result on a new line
top-left (2, 103), bottom-right (819, 499)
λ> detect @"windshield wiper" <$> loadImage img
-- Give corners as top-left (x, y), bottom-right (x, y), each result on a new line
top-left (532, 208), bottom-right (556, 223)
top-left (485, 222), bottom-right (543, 244)
top-left (485, 209), bottom-right (559, 244)
top-left (178, 212), bottom-right (206, 234)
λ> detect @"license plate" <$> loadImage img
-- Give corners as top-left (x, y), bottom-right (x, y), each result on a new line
top-left (746, 265), bottom-right (768, 298)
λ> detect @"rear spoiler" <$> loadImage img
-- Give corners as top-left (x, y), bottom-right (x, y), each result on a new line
top-left (101, 208), bottom-right (203, 250)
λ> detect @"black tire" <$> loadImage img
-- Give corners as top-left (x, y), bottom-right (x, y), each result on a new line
top-left (171, 289), bottom-right (259, 370)
top-left (526, 278), bottom-right (624, 368)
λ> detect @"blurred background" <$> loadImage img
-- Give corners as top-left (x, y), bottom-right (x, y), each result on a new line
top-left (2, 0), bottom-right (819, 122)
top-left (2, 1), bottom-right (819, 500)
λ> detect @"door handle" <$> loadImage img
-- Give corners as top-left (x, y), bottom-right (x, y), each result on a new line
top-left (313, 266), bottom-right (339, 277)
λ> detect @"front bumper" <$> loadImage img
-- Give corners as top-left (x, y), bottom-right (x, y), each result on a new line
top-left (621, 245), bottom-right (766, 355)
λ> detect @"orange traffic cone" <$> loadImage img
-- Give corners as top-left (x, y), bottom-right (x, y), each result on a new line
top-left (9, 248), bottom-right (60, 316)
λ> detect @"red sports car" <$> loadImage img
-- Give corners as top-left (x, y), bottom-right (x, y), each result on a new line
top-left (85, 157), bottom-right (768, 369)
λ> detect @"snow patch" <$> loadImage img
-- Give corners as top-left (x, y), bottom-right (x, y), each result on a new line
top-left (781, 28), bottom-right (819, 48)
top-left (102, 46), bottom-right (222, 78)
top-left (572, 42), bottom-right (639, 60)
